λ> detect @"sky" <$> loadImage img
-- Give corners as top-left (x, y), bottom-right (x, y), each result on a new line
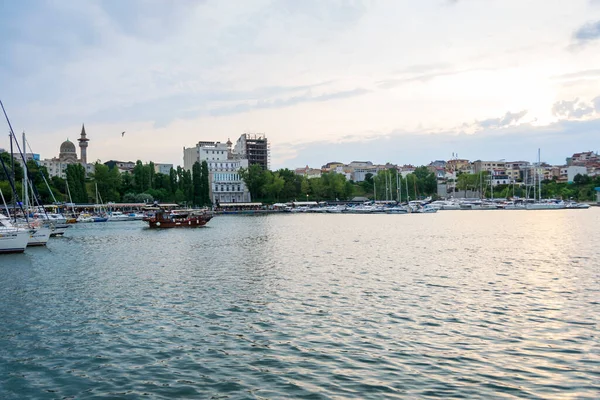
top-left (1, 0), bottom-right (600, 169)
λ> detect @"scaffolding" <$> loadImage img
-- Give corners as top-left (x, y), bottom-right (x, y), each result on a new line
top-left (243, 133), bottom-right (270, 170)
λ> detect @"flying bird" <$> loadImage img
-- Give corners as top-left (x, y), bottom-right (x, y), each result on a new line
top-left (121, 131), bottom-right (125, 137)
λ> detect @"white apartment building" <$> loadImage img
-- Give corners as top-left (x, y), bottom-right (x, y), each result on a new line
top-left (183, 141), bottom-right (230, 171)
top-left (154, 163), bottom-right (173, 175)
top-left (210, 158), bottom-right (251, 204)
top-left (183, 139), bottom-right (251, 204)
top-left (566, 166), bottom-right (587, 183)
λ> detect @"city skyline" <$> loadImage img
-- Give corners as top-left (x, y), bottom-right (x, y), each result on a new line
top-left (1, 0), bottom-right (599, 169)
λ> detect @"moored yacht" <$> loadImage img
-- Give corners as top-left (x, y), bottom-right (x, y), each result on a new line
top-left (107, 211), bottom-right (130, 222)
top-left (0, 214), bottom-right (30, 254)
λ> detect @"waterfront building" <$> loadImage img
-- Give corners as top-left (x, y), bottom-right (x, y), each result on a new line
top-left (154, 163), bottom-right (173, 175)
top-left (567, 151), bottom-right (599, 166)
top-left (39, 125), bottom-right (94, 179)
top-left (446, 159), bottom-right (471, 173)
top-left (567, 166), bottom-right (587, 183)
top-left (104, 160), bottom-right (135, 173)
top-left (183, 141), bottom-right (229, 171)
top-left (183, 139), bottom-right (251, 203)
top-left (13, 153), bottom-right (41, 166)
top-left (210, 158), bottom-right (251, 204)
top-left (473, 160), bottom-right (507, 174)
top-left (322, 161), bottom-right (345, 172)
top-left (233, 133), bottom-right (269, 170)
top-left (295, 166), bottom-right (323, 179)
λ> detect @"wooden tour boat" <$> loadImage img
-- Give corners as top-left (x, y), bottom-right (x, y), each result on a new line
top-left (144, 208), bottom-right (213, 228)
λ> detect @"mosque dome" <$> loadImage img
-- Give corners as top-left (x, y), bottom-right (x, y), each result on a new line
top-left (60, 139), bottom-right (77, 154)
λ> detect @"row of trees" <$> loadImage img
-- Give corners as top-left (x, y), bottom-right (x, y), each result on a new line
top-left (237, 164), bottom-right (439, 203)
top-left (239, 164), bottom-right (355, 203)
top-left (0, 153), bottom-right (213, 207)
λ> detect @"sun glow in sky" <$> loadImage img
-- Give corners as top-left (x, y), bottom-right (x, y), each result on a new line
top-left (1, 0), bottom-right (599, 169)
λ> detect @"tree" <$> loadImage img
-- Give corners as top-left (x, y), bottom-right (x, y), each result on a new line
top-left (300, 177), bottom-right (310, 199)
top-left (169, 168), bottom-right (178, 195)
top-left (133, 160), bottom-right (149, 192)
top-left (65, 163), bottom-right (88, 203)
top-left (201, 161), bottom-right (211, 206)
top-left (262, 171), bottom-right (285, 201)
top-left (0, 152), bottom-right (24, 182)
top-left (192, 161), bottom-right (202, 206)
top-left (239, 164), bottom-right (266, 200)
top-left (91, 162), bottom-right (122, 202)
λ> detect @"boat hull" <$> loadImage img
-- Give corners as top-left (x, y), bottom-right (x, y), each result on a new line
top-left (0, 230), bottom-right (30, 253)
top-left (27, 227), bottom-right (51, 246)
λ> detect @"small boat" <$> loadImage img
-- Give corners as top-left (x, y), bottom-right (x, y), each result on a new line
top-left (564, 201), bottom-right (590, 209)
top-left (107, 211), bottom-right (130, 222)
top-left (127, 212), bottom-right (146, 220)
top-left (386, 206), bottom-right (408, 214)
top-left (76, 213), bottom-right (94, 223)
top-left (144, 208), bottom-right (213, 228)
top-left (32, 212), bottom-right (67, 225)
top-left (415, 204), bottom-right (438, 213)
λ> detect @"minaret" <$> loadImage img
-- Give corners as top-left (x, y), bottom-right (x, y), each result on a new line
top-left (77, 123), bottom-right (89, 165)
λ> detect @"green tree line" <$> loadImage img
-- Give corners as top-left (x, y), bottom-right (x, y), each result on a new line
top-left (238, 164), bottom-right (439, 203)
top-left (0, 152), bottom-right (212, 207)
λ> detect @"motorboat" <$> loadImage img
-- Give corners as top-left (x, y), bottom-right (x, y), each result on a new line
top-left (564, 201), bottom-right (590, 209)
top-left (32, 212), bottom-right (67, 225)
top-left (108, 211), bottom-right (130, 222)
top-left (415, 204), bottom-right (438, 213)
top-left (127, 212), bottom-right (146, 220)
top-left (76, 213), bottom-right (94, 223)
top-left (32, 212), bottom-right (70, 236)
top-left (386, 206), bottom-right (409, 214)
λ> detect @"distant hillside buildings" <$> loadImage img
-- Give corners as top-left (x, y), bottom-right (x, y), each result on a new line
top-left (296, 150), bottom-right (600, 189)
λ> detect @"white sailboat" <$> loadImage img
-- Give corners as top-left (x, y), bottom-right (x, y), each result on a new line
top-left (0, 214), bottom-right (29, 254)
top-left (18, 132), bottom-right (50, 246)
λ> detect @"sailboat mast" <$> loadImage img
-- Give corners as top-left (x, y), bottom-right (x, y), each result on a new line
top-left (22, 132), bottom-right (28, 215)
top-left (397, 171), bottom-right (401, 203)
top-left (538, 148), bottom-right (542, 201)
top-left (0, 188), bottom-right (10, 218)
top-left (374, 177), bottom-right (376, 201)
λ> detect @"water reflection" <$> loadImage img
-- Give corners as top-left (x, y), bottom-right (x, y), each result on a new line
top-left (1, 210), bottom-right (599, 399)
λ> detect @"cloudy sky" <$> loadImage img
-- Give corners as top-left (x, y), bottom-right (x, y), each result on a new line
top-left (1, 0), bottom-right (599, 169)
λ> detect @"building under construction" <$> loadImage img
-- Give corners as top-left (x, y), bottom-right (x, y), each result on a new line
top-left (233, 133), bottom-right (270, 170)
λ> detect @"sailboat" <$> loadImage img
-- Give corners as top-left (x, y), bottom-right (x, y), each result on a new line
top-left (525, 149), bottom-right (565, 210)
top-left (0, 189), bottom-right (29, 254)
top-left (16, 132), bottom-right (50, 246)
top-left (22, 135), bottom-right (71, 235)
top-left (0, 149), bottom-right (28, 253)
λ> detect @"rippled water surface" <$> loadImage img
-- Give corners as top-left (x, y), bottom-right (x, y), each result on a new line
top-left (1, 209), bottom-right (599, 399)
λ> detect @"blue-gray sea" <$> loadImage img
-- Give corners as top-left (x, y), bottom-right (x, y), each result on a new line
top-left (1, 209), bottom-right (599, 399)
